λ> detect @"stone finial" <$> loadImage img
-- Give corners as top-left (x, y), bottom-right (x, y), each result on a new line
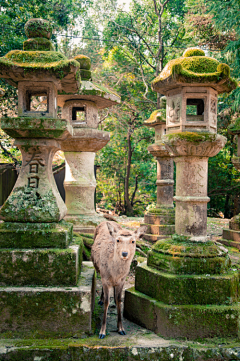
top-left (25, 18), bottom-right (53, 39)
top-left (24, 19), bottom-right (54, 51)
top-left (74, 55), bottom-right (92, 80)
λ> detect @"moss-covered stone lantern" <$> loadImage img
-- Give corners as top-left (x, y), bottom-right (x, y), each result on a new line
top-left (143, 97), bottom-right (175, 242)
top-left (152, 48), bottom-right (236, 134)
top-left (57, 55), bottom-right (120, 233)
top-left (124, 48), bottom-right (240, 340)
top-left (0, 19), bottom-right (96, 338)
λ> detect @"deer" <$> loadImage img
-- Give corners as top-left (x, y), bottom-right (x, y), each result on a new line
top-left (91, 221), bottom-right (146, 339)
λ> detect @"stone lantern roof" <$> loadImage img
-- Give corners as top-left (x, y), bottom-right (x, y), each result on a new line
top-left (0, 18), bottom-right (80, 93)
top-left (57, 54), bottom-right (120, 109)
top-left (152, 48), bottom-right (237, 94)
top-left (144, 97), bottom-right (167, 127)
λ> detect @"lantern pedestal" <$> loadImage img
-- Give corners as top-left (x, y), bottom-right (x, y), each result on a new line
top-left (61, 128), bottom-right (110, 233)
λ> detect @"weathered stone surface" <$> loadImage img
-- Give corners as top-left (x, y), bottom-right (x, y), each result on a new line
top-left (1, 116), bottom-right (72, 139)
top-left (147, 238), bottom-right (230, 275)
top-left (0, 221), bottom-right (73, 249)
top-left (163, 133), bottom-right (226, 242)
top-left (2, 341), bottom-right (240, 361)
top-left (0, 244), bottom-right (82, 286)
top-left (124, 287), bottom-right (240, 340)
top-left (61, 128), bottom-right (110, 152)
top-left (0, 139), bottom-right (67, 223)
top-left (135, 262), bottom-right (239, 305)
top-left (0, 262), bottom-right (95, 338)
top-left (58, 80), bottom-right (121, 109)
top-left (62, 100), bottom-right (98, 129)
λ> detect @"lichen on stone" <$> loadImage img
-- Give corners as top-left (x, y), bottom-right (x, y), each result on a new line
top-left (0, 186), bottom-right (60, 222)
top-left (165, 131), bottom-right (217, 143)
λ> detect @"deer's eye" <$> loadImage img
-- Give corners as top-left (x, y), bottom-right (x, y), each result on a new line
top-left (132, 241), bottom-right (135, 244)
top-left (117, 239), bottom-right (119, 242)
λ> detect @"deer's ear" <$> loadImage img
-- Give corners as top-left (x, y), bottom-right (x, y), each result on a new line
top-left (106, 222), bottom-right (116, 237)
top-left (134, 225), bottom-right (147, 239)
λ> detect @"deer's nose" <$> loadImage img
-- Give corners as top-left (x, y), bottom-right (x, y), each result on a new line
top-left (122, 252), bottom-right (128, 257)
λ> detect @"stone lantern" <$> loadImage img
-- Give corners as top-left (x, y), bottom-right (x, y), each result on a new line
top-left (143, 97), bottom-right (175, 242)
top-left (58, 55), bottom-right (120, 233)
top-left (0, 19), bottom-right (96, 337)
top-left (124, 48), bottom-right (239, 339)
top-left (221, 119), bottom-right (240, 248)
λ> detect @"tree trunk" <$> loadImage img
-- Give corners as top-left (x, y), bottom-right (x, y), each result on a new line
top-left (124, 130), bottom-right (134, 216)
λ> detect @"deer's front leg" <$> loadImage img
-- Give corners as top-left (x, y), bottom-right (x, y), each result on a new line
top-left (99, 283), bottom-right (110, 339)
top-left (115, 283), bottom-right (126, 335)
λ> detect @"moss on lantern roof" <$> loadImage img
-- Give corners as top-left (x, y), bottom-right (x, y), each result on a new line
top-left (228, 118), bottom-right (240, 134)
top-left (144, 109), bottom-right (166, 126)
top-left (152, 48), bottom-right (237, 94)
top-left (2, 50), bottom-right (79, 75)
top-left (0, 50), bottom-right (80, 90)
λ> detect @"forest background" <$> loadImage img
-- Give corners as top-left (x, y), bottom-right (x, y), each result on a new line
top-left (0, 0), bottom-right (240, 218)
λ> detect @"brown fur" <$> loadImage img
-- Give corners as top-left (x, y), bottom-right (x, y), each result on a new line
top-left (91, 221), bottom-right (147, 338)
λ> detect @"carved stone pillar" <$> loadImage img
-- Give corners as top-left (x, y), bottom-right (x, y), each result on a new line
top-left (143, 105), bottom-right (175, 242)
top-left (0, 139), bottom-right (66, 222)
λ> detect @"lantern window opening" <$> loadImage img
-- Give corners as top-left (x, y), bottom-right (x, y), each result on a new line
top-left (72, 106), bottom-right (86, 123)
top-left (25, 90), bottom-right (49, 114)
top-left (186, 98), bottom-right (204, 121)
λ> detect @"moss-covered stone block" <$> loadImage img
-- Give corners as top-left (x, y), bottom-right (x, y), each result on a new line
top-left (23, 37), bottom-right (55, 51)
top-left (147, 238), bottom-right (231, 275)
top-left (0, 262), bottom-right (95, 338)
top-left (135, 262), bottom-right (239, 305)
top-left (0, 221), bottom-right (73, 249)
top-left (124, 287), bottom-right (240, 340)
top-left (222, 228), bottom-right (240, 243)
top-left (1, 116), bottom-right (72, 139)
top-left (0, 243), bottom-right (83, 286)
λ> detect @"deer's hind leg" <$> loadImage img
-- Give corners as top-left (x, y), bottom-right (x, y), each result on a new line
top-left (99, 283), bottom-right (110, 339)
top-left (98, 287), bottom-right (104, 305)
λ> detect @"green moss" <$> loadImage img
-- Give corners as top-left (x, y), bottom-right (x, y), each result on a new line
top-left (23, 37), bottom-right (55, 51)
top-left (183, 48), bottom-right (205, 57)
top-left (148, 238), bottom-right (230, 275)
top-left (0, 220), bottom-right (73, 249)
top-left (165, 131), bottom-right (217, 143)
top-left (0, 187), bottom-right (61, 223)
top-left (24, 18), bottom-right (53, 39)
top-left (135, 262), bottom-right (239, 305)
top-left (1, 116), bottom-right (69, 139)
top-left (74, 54), bottom-right (91, 70)
top-left (0, 50), bottom-right (80, 80)
top-left (144, 109), bottom-right (166, 125)
top-left (80, 69), bottom-right (92, 80)
top-left (0, 245), bottom-right (81, 286)
top-left (152, 50), bottom-right (237, 93)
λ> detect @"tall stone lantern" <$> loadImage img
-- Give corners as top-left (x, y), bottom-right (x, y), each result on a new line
top-left (221, 120), bottom-right (240, 248)
top-left (58, 56), bottom-right (120, 233)
top-left (0, 19), bottom-right (97, 337)
top-left (143, 97), bottom-right (175, 242)
top-left (124, 48), bottom-right (239, 339)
